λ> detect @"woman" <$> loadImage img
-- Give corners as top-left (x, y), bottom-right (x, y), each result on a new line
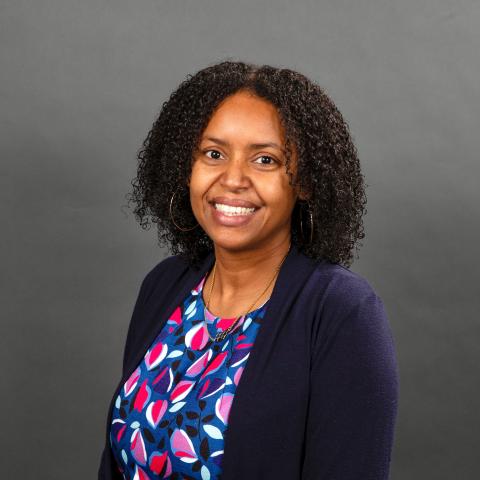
top-left (98, 61), bottom-right (399, 480)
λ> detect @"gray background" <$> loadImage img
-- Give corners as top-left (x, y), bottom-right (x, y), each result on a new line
top-left (1, 0), bottom-right (479, 478)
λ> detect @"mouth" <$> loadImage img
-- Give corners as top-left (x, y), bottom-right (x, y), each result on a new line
top-left (212, 202), bottom-right (257, 216)
top-left (208, 201), bottom-right (260, 227)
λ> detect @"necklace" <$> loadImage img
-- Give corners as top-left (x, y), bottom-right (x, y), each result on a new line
top-left (204, 244), bottom-right (291, 342)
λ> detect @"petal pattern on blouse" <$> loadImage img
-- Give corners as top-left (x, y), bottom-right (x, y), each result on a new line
top-left (185, 322), bottom-right (209, 350)
top-left (233, 366), bottom-right (244, 386)
top-left (124, 366), bottom-right (141, 397)
top-left (185, 349), bottom-right (212, 378)
top-left (130, 428), bottom-right (147, 466)
top-left (152, 365), bottom-right (173, 395)
top-left (170, 380), bottom-right (196, 403)
top-left (132, 464), bottom-right (150, 480)
top-left (144, 342), bottom-right (168, 370)
top-left (167, 306), bottom-right (182, 327)
top-left (199, 352), bottom-right (228, 379)
top-left (111, 419), bottom-right (127, 443)
top-left (197, 377), bottom-right (226, 400)
top-left (149, 450), bottom-right (172, 477)
top-left (146, 399), bottom-right (168, 429)
top-left (133, 379), bottom-right (151, 412)
top-left (229, 350), bottom-right (250, 368)
top-left (110, 271), bottom-right (269, 479)
top-left (215, 393), bottom-right (234, 425)
top-left (170, 428), bottom-right (198, 463)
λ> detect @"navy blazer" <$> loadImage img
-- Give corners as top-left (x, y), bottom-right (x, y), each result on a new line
top-left (98, 244), bottom-right (399, 479)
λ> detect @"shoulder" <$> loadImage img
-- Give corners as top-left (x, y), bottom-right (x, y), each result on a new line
top-left (144, 254), bottom-right (188, 280)
top-left (298, 260), bottom-right (392, 353)
top-left (302, 259), bottom-right (383, 315)
top-left (138, 254), bottom-right (190, 300)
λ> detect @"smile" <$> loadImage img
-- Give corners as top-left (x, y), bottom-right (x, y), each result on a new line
top-left (209, 202), bottom-right (260, 227)
top-left (214, 203), bottom-right (256, 216)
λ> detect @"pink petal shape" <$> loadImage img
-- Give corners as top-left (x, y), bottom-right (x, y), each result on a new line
top-left (204, 307), bottom-right (216, 323)
top-left (170, 380), bottom-right (196, 403)
top-left (215, 392), bottom-right (234, 425)
top-left (216, 316), bottom-right (242, 331)
top-left (185, 323), bottom-right (209, 350)
top-left (185, 349), bottom-right (212, 377)
top-left (144, 342), bottom-right (168, 370)
top-left (233, 366), bottom-right (244, 386)
top-left (130, 429), bottom-right (147, 466)
top-left (146, 399), bottom-right (168, 428)
top-left (124, 366), bottom-right (141, 396)
top-left (167, 306), bottom-right (182, 327)
top-left (149, 451), bottom-right (172, 477)
top-left (191, 276), bottom-right (206, 295)
top-left (200, 351), bottom-right (228, 379)
top-left (170, 428), bottom-right (198, 462)
top-left (133, 379), bottom-right (151, 412)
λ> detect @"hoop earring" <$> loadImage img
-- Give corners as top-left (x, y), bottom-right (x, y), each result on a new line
top-left (299, 201), bottom-right (314, 244)
top-left (169, 187), bottom-right (200, 232)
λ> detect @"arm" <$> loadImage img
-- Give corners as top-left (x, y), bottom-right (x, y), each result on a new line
top-left (301, 290), bottom-right (399, 480)
top-left (121, 255), bottom-right (178, 376)
top-left (120, 272), bottom-right (151, 377)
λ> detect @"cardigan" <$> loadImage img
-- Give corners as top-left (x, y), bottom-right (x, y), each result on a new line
top-left (109, 270), bottom-right (270, 479)
top-left (98, 244), bottom-right (399, 479)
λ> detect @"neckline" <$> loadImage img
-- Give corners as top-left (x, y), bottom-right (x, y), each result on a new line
top-left (198, 271), bottom-right (270, 320)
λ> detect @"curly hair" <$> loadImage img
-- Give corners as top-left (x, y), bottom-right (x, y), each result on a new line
top-left (127, 60), bottom-right (367, 269)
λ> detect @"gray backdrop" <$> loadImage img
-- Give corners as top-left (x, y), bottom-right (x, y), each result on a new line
top-left (1, 0), bottom-right (478, 478)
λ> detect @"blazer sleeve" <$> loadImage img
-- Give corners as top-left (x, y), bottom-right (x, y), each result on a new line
top-left (301, 286), bottom-right (399, 480)
top-left (120, 271), bottom-right (153, 377)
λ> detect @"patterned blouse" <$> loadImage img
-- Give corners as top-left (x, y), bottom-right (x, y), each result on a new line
top-left (109, 272), bottom-right (269, 480)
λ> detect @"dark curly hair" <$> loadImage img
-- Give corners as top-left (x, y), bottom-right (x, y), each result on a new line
top-left (127, 60), bottom-right (367, 269)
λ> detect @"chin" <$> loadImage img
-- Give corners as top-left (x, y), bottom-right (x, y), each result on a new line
top-left (209, 235), bottom-right (262, 253)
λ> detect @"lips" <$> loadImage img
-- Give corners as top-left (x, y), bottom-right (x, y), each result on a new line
top-left (209, 201), bottom-right (259, 227)
top-left (210, 196), bottom-right (260, 209)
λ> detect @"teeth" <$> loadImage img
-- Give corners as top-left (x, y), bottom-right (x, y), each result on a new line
top-left (214, 203), bottom-right (256, 216)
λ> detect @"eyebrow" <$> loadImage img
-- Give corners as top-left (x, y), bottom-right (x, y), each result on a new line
top-left (201, 136), bottom-right (286, 153)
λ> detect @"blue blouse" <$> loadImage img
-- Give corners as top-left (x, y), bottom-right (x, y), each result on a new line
top-left (110, 272), bottom-right (269, 480)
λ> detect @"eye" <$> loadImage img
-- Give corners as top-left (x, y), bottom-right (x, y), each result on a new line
top-left (253, 155), bottom-right (278, 166)
top-left (204, 149), bottom-right (223, 160)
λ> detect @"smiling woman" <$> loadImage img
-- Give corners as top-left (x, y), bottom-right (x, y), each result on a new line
top-left (189, 91), bottom-right (301, 262)
top-left (98, 61), bottom-right (399, 480)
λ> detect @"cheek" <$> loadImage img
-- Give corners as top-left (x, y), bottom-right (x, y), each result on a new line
top-left (189, 163), bottom-right (217, 215)
top-left (260, 176), bottom-right (296, 209)
top-left (189, 164), bottom-right (208, 199)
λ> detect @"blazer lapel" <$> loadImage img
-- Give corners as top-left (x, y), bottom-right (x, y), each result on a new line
top-left (220, 245), bottom-right (319, 478)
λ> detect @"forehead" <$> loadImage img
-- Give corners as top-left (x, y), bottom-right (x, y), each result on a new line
top-left (201, 90), bottom-right (286, 143)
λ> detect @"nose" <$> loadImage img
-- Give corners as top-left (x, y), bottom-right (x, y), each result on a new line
top-left (219, 156), bottom-right (251, 191)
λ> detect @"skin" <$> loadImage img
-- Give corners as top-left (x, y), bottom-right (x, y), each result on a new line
top-left (188, 89), bottom-right (306, 318)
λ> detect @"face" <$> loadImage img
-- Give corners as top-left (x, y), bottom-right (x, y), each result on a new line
top-left (189, 89), bottom-right (300, 254)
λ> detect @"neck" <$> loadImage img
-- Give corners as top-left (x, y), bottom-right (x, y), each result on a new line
top-left (203, 236), bottom-right (292, 318)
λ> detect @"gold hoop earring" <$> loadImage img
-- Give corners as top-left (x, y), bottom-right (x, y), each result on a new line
top-left (299, 201), bottom-right (314, 244)
top-left (169, 187), bottom-right (200, 232)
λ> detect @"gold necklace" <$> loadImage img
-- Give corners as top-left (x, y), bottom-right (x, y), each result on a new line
top-left (204, 245), bottom-right (291, 342)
